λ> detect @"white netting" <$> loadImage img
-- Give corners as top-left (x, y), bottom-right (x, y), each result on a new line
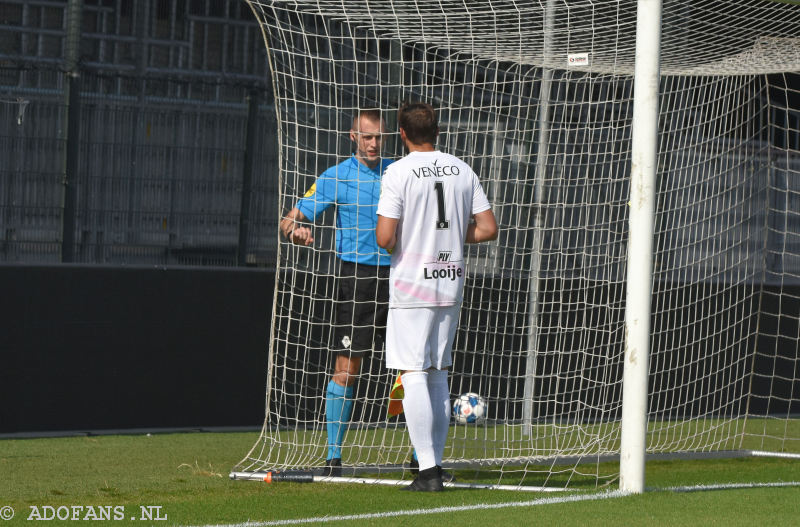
top-left (234, 0), bottom-right (800, 489)
top-left (250, 0), bottom-right (800, 74)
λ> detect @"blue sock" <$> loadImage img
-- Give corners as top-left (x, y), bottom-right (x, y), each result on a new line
top-left (326, 380), bottom-right (354, 460)
top-left (413, 451), bottom-right (418, 461)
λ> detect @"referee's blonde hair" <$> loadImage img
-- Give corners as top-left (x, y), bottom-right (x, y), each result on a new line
top-left (351, 108), bottom-right (383, 131)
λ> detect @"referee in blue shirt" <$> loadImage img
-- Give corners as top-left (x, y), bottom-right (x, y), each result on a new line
top-left (280, 109), bottom-right (392, 477)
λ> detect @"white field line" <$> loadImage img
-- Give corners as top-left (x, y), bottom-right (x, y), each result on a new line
top-left (187, 480), bottom-right (800, 527)
top-left (660, 481), bottom-right (800, 492)
top-left (187, 490), bottom-right (629, 527)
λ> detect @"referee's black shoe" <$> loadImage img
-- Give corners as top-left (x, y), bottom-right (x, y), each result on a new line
top-left (403, 466), bottom-right (444, 492)
top-left (408, 456), bottom-right (456, 483)
top-left (321, 457), bottom-right (342, 477)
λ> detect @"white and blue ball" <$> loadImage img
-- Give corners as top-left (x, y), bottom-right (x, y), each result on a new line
top-left (452, 392), bottom-right (487, 424)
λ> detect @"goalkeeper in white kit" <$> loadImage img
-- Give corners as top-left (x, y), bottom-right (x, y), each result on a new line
top-left (376, 102), bottom-right (498, 491)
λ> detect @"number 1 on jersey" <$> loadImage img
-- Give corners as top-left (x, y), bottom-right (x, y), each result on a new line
top-left (434, 181), bottom-right (450, 229)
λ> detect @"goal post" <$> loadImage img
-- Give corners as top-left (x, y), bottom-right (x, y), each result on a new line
top-left (620, 0), bottom-right (663, 494)
top-left (235, 0), bottom-right (800, 491)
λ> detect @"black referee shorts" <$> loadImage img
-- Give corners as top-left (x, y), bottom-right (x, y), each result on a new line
top-left (332, 260), bottom-right (390, 357)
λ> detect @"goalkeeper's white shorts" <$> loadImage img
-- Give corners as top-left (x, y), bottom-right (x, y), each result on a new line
top-left (385, 304), bottom-right (460, 371)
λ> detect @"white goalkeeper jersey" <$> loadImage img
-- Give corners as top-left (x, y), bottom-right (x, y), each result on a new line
top-left (377, 150), bottom-right (491, 308)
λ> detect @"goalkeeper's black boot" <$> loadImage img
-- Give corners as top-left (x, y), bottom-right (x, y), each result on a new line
top-left (408, 456), bottom-right (456, 483)
top-left (436, 465), bottom-right (455, 483)
top-left (321, 457), bottom-right (342, 477)
top-left (403, 466), bottom-right (444, 492)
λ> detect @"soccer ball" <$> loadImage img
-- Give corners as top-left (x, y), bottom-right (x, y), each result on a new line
top-left (452, 392), bottom-right (487, 424)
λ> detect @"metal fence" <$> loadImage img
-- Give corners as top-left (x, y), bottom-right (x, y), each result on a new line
top-left (0, 0), bottom-right (281, 267)
top-left (1, 0), bottom-right (798, 276)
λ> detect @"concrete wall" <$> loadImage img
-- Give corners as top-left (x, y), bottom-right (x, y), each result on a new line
top-left (0, 265), bottom-right (273, 434)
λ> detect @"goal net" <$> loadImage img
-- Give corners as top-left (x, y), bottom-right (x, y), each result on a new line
top-left (233, 0), bottom-right (800, 489)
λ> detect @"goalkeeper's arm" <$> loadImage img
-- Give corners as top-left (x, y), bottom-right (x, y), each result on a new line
top-left (465, 209), bottom-right (498, 244)
top-left (280, 208), bottom-right (314, 246)
top-left (375, 214), bottom-right (397, 253)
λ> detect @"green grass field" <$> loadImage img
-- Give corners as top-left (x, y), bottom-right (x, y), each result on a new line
top-left (3, 431), bottom-right (800, 526)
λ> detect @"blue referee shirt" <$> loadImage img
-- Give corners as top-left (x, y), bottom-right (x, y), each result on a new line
top-left (295, 155), bottom-right (393, 266)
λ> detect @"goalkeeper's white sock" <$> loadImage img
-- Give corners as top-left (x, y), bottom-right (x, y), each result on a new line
top-left (427, 368), bottom-right (450, 467)
top-left (400, 371), bottom-right (436, 471)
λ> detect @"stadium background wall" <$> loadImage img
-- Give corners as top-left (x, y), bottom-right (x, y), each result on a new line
top-left (3, 265), bottom-right (796, 435)
top-left (2, 1), bottom-right (798, 435)
top-left (0, 265), bottom-right (273, 435)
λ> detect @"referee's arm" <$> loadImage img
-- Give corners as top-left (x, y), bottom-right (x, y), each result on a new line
top-left (281, 208), bottom-right (314, 246)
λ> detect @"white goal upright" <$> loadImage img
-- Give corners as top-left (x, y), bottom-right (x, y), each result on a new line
top-left (233, 0), bottom-right (800, 491)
